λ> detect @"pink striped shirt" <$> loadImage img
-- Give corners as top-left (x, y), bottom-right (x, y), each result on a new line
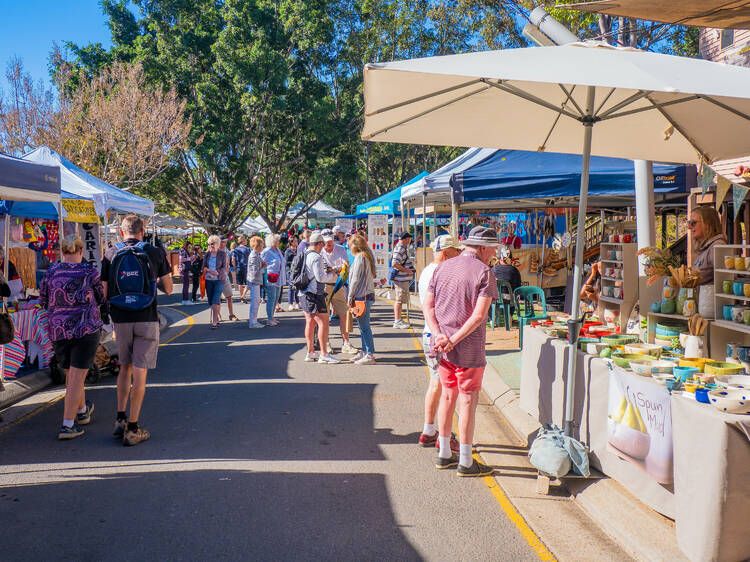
top-left (428, 250), bottom-right (498, 368)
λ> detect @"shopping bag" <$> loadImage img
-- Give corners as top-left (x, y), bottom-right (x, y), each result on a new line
top-left (528, 424), bottom-right (590, 478)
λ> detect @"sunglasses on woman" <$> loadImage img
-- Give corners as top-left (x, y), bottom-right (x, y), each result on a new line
top-left (687, 220), bottom-right (699, 227)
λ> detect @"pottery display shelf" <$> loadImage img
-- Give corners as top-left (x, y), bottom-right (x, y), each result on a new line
top-left (599, 242), bottom-right (638, 331)
top-left (712, 244), bottom-right (750, 358)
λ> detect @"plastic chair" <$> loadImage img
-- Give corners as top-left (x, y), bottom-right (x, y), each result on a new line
top-left (514, 286), bottom-right (549, 347)
top-left (490, 280), bottom-right (514, 331)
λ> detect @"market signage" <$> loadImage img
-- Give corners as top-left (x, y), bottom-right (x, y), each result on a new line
top-left (367, 214), bottom-right (389, 281)
top-left (62, 199), bottom-right (99, 223)
top-left (607, 366), bottom-right (674, 484)
top-left (335, 218), bottom-right (354, 233)
top-left (80, 223), bottom-right (101, 270)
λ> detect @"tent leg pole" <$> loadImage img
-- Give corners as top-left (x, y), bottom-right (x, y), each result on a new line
top-left (57, 202), bottom-right (64, 262)
top-left (422, 193), bottom-right (427, 272)
top-left (564, 86), bottom-right (595, 438)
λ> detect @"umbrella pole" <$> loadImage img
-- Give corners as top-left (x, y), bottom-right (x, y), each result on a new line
top-left (422, 193), bottom-right (427, 270)
top-left (564, 86), bottom-right (595, 438)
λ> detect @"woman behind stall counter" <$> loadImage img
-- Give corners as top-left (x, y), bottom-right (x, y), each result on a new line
top-left (689, 206), bottom-right (727, 286)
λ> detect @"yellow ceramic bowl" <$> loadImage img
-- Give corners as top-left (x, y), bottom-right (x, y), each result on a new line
top-left (678, 357), bottom-right (714, 370)
top-left (704, 362), bottom-right (746, 376)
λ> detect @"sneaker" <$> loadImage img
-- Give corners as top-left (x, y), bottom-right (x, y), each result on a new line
top-left (58, 423), bottom-right (85, 440)
top-left (249, 323), bottom-right (265, 329)
top-left (123, 426), bottom-right (151, 446)
top-left (318, 354), bottom-right (342, 364)
top-left (113, 418), bottom-right (127, 438)
top-left (350, 351), bottom-right (365, 362)
top-left (433, 432), bottom-right (461, 453)
top-left (418, 432), bottom-right (438, 447)
top-left (354, 354), bottom-right (376, 365)
top-left (435, 453), bottom-right (459, 469)
top-left (76, 401), bottom-right (95, 425)
top-left (341, 342), bottom-right (359, 354)
top-left (394, 320), bottom-right (410, 329)
top-left (267, 318), bottom-right (280, 326)
top-left (457, 459), bottom-right (494, 477)
top-left (304, 352), bottom-right (319, 362)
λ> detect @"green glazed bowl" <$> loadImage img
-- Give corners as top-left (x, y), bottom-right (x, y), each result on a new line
top-left (611, 352), bottom-right (653, 369)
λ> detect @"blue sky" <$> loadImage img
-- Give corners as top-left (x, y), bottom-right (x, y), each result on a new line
top-left (0, 0), bottom-right (112, 89)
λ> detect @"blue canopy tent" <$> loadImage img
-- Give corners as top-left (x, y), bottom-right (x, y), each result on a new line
top-left (356, 171), bottom-right (428, 215)
top-left (450, 149), bottom-right (696, 209)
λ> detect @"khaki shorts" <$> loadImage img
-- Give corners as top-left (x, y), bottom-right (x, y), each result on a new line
top-left (222, 279), bottom-right (233, 298)
top-left (114, 321), bottom-right (160, 369)
top-left (393, 281), bottom-right (410, 304)
top-left (325, 285), bottom-right (351, 333)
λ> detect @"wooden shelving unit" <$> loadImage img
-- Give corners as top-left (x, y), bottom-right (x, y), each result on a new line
top-left (599, 242), bottom-right (637, 331)
top-left (711, 244), bottom-right (750, 360)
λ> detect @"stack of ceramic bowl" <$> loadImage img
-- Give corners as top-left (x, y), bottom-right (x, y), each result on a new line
top-left (654, 322), bottom-right (683, 348)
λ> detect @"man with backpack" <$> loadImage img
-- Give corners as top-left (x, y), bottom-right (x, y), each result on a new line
top-left (390, 231), bottom-right (415, 329)
top-left (290, 231), bottom-right (341, 364)
top-left (100, 214), bottom-right (173, 446)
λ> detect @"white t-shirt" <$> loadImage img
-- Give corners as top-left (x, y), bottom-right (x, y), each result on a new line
top-left (321, 244), bottom-right (348, 269)
top-left (418, 261), bottom-right (439, 335)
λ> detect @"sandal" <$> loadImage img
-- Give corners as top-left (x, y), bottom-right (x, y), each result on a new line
top-left (229, 314), bottom-right (239, 321)
top-left (211, 324), bottom-right (219, 330)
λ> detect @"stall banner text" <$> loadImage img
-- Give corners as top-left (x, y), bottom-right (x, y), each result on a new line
top-left (607, 366), bottom-right (673, 484)
top-left (80, 223), bottom-right (101, 270)
top-left (368, 214), bottom-right (389, 281)
top-left (335, 218), bottom-right (354, 233)
top-left (62, 199), bottom-right (99, 223)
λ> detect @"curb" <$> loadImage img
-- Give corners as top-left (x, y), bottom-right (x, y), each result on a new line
top-left (0, 307), bottom-right (175, 412)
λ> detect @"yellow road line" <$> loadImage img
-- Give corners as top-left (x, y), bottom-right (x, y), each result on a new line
top-left (0, 306), bottom-right (195, 436)
top-left (378, 295), bottom-right (556, 561)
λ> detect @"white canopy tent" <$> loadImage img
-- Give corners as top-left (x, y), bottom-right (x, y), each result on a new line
top-left (23, 146), bottom-right (154, 216)
top-left (362, 42), bottom-right (750, 437)
top-left (287, 200), bottom-right (344, 221)
top-left (239, 216), bottom-right (272, 235)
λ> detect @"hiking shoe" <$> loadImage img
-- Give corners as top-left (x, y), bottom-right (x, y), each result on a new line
top-left (457, 459), bottom-right (494, 477)
top-left (418, 432), bottom-right (438, 447)
top-left (318, 354), bottom-right (342, 364)
top-left (433, 432), bottom-right (461, 453)
top-left (354, 354), bottom-right (376, 365)
top-left (123, 426), bottom-right (151, 446)
top-left (435, 453), bottom-right (459, 469)
top-left (341, 342), bottom-right (359, 354)
top-left (304, 352), bottom-right (319, 362)
top-left (113, 418), bottom-right (127, 438)
top-left (58, 424), bottom-right (85, 440)
top-left (249, 323), bottom-right (265, 329)
top-left (76, 401), bottom-right (95, 425)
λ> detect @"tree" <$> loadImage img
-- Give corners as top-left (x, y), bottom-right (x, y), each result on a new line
top-left (0, 58), bottom-right (191, 191)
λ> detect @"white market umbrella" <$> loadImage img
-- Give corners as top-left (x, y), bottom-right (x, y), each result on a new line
top-left (363, 42), bottom-right (750, 436)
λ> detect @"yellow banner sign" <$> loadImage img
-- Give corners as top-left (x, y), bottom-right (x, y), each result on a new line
top-left (62, 199), bottom-right (99, 223)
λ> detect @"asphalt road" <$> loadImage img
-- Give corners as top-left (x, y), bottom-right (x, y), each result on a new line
top-left (0, 293), bottom-right (541, 561)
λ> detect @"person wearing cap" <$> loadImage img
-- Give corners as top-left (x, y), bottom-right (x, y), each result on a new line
top-left (332, 225), bottom-right (346, 245)
top-left (424, 226), bottom-right (500, 477)
top-left (300, 232), bottom-right (341, 364)
top-left (391, 231), bottom-right (415, 329)
top-left (417, 234), bottom-right (463, 451)
top-left (321, 233), bottom-right (358, 355)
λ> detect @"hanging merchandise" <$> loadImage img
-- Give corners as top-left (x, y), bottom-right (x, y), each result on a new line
top-left (561, 231), bottom-right (571, 248)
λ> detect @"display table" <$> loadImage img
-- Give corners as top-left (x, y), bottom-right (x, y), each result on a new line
top-left (0, 308), bottom-right (53, 380)
top-left (519, 326), bottom-right (750, 561)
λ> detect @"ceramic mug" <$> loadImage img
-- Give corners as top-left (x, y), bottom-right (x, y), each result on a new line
top-left (623, 234), bottom-right (632, 243)
top-left (733, 306), bottom-right (747, 323)
top-left (613, 287), bottom-right (623, 299)
top-left (724, 304), bottom-right (735, 321)
top-left (723, 280), bottom-right (734, 294)
top-left (734, 281), bottom-right (745, 296)
top-left (608, 234), bottom-right (616, 243)
top-left (725, 255), bottom-right (736, 269)
top-left (743, 310), bottom-right (750, 325)
top-left (744, 283), bottom-right (750, 298)
top-left (613, 234), bottom-right (620, 243)
top-left (737, 257), bottom-right (748, 271)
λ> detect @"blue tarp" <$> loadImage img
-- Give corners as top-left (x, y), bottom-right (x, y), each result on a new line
top-left (0, 191), bottom-right (76, 219)
top-left (450, 149), bottom-right (697, 204)
top-left (356, 171), bottom-right (428, 215)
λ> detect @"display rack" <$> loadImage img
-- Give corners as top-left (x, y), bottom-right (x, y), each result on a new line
top-left (599, 242), bottom-right (637, 331)
top-left (711, 244), bottom-right (750, 359)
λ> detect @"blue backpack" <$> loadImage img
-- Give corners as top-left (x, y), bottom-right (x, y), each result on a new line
top-left (109, 241), bottom-right (156, 311)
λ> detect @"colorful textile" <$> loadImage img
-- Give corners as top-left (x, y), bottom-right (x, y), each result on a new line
top-left (1, 337), bottom-right (26, 380)
top-left (10, 309), bottom-right (54, 368)
top-left (39, 262), bottom-right (105, 341)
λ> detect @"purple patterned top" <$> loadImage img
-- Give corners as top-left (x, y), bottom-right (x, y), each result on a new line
top-left (39, 262), bottom-right (105, 341)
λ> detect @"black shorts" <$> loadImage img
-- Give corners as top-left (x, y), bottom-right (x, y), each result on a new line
top-left (300, 291), bottom-right (327, 314)
top-left (235, 268), bottom-right (247, 286)
top-left (52, 331), bottom-right (101, 370)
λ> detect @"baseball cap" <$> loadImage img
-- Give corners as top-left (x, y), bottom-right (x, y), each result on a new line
top-left (323, 234), bottom-right (334, 242)
top-left (332, 226), bottom-right (342, 234)
top-left (463, 226), bottom-right (501, 247)
top-left (321, 228), bottom-right (333, 237)
top-left (431, 234), bottom-right (464, 252)
top-left (398, 231), bottom-right (413, 240)
top-left (310, 232), bottom-right (324, 244)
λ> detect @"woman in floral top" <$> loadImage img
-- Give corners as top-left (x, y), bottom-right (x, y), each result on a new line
top-left (39, 235), bottom-right (105, 440)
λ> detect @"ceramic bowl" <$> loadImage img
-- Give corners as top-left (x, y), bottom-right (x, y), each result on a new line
top-left (695, 387), bottom-right (711, 403)
top-left (652, 373), bottom-right (675, 386)
top-left (623, 343), bottom-right (662, 357)
top-left (715, 375), bottom-right (750, 388)
top-left (673, 366), bottom-right (701, 380)
top-left (611, 352), bottom-right (652, 369)
top-left (679, 357), bottom-right (712, 370)
top-left (704, 362), bottom-right (746, 376)
top-left (708, 388), bottom-right (750, 414)
top-left (650, 360), bottom-right (675, 375)
top-left (653, 336), bottom-right (677, 348)
top-left (601, 334), bottom-right (638, 346)
top-left (655, 323), bottom-right (683, 336)
top-left (578, 337), bottom-right (599, 350)
top-left (722, 280), bottom-right (734, 295)
top-left (629, 359), bottom-right (654, 376)
top-left (586, 342), bottom-right (610, 355)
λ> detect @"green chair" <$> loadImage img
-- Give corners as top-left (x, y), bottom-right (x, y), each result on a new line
top-left (490, 280), bottom-right (514, 331)
top-left (514, 286), bottom-right (549, 347)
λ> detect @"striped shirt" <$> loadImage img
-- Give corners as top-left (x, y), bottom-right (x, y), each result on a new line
top-left (391, 241), bottom-right (414, 282)
top-left (428, 250), bottom-right (498, 368)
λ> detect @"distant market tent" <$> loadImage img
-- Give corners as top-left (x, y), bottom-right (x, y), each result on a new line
top-left (356, 171), bottom-right (428, 215)
top-left (287, 201), bottom-right (344, 221)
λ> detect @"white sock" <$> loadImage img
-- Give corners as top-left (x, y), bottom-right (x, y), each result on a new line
top-left (438, 436), bottom-right (452, 458)
top-left (77, 406), bottom-right (87, 414)
top-left (459, 443), bottom-right (473, 468)
top-left (62, 419), bottom-right (74, 428)
top-left (423, 423), bottom-right (436, 436)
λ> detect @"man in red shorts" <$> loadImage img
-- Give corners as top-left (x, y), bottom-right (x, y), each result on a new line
top-left (424, 226), bottom-right (500, 477)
